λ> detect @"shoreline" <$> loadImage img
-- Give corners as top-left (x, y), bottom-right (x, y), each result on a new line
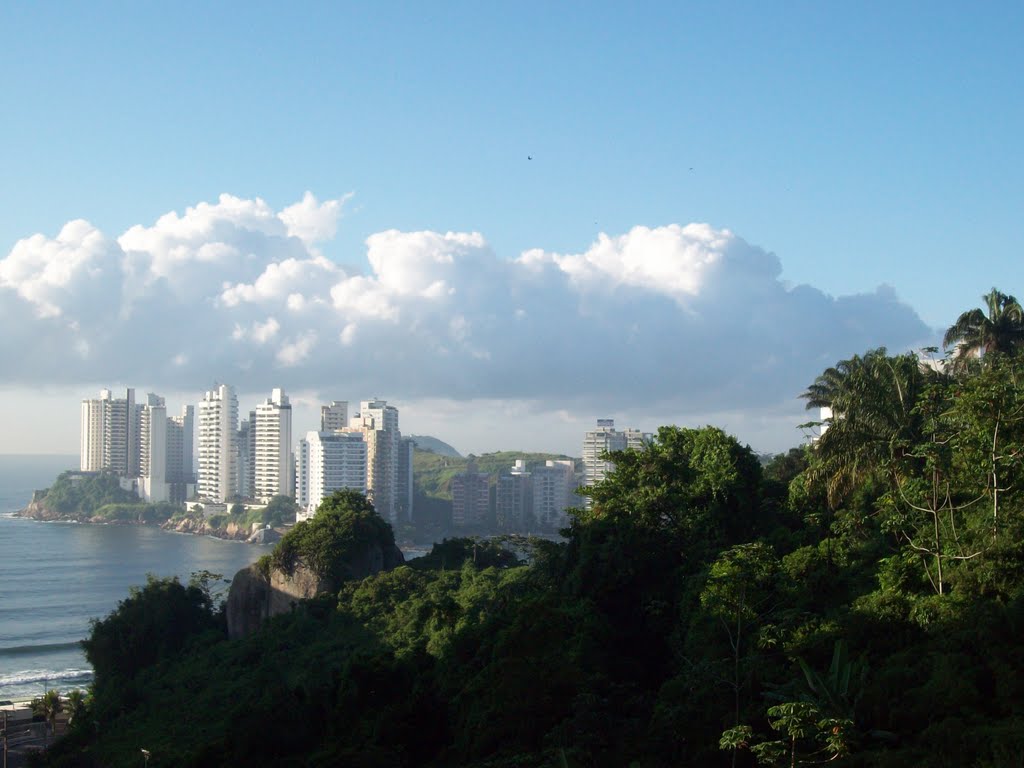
top-left (11, 506), bottom-right (271, 545)
top-left (7, 511), bottom-right (439, 552)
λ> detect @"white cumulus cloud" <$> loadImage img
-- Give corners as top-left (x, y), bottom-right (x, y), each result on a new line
top-left (0, 192), bottom-right (934, 427)
top-left (279, 191), bottom-right (351, 246)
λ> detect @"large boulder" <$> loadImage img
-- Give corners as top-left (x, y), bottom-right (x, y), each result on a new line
top-left (225, 544), bottom-right (405, 639)
top-left (226, 558), bottom-right (339, 639)
top-left (225, 490), bottom-right (404, 638)
top-left (225, 563), bottom-right (272, 639)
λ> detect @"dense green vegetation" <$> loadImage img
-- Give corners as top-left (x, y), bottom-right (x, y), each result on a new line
top-left (40, 290), bottom-right (1024, 767)
top-left (91, 502), bottom-right (180, 523)
top-left (269, 490), bottom-right (396, 583)
top-left (28, 472), bottom-right (183, 523)
top-left (36, 472), bottom-right (139, 517)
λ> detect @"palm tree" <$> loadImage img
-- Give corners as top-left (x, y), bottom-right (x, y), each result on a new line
top-left (943, 288), bottom-right (1024, 370)
top-left (66, 688), bottom-right (87, 726)
top-left (30, 688), bottom-right (62, 740)
top-left (802, 348), bottom-right (928, 506)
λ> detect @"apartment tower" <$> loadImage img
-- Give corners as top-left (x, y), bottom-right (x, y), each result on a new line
top-left (80, 388), bottom-right (138, 476)
top-left (451, 462), bottom-right (491, 528)
top-left (320, 401), bottom-right (348, 432)
top-left (138, 393), bottom-right (168, 502)
top-left (197, 384), bottom-right (239, 503)
top-left (582, 419), bottom-right (650, 508)
top-left (345, 399), bottom-right (401, 523)
top-left (298, 430), bottom-right (368, 519)
top-left (254, 388), bottom-right (293, 502)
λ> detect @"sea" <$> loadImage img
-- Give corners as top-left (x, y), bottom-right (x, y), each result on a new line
top-left (0, 455), bottom-right (266, 703)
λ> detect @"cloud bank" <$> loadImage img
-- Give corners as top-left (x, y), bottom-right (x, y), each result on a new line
top-left (0, 193), bottom-right (932, 422)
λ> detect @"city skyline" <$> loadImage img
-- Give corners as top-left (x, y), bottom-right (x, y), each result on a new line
top-left (72, 383), bottom-right (591, 530)
top-left (3, 4), bottom-right (1023, 458)
top-left (67, 381), bottom-right (738, 461)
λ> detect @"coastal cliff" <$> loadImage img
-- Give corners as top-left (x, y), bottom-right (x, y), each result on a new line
top-left (226, 541), bottom-right (405, 638)
top-left (225, 490), bottom-right (404, 638)
top-left (226, 559), bottom-right (335, 638)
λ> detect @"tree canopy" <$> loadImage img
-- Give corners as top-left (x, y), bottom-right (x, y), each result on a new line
top-left (270, 489), bottom-right (396, 584)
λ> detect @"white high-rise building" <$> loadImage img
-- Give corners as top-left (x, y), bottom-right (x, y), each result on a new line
top-left (295, 437), bottom-right (310, 509)
top-left (298, 430), bottom-right (368, 520)
top-left (623, 428), bottom-right (649, 452)
top-left (363, 428), bottom-right (399, 522)
top-left (254, 388), bottom-right (293, 502)
top-left (103, 388), bottom-right (139, 477)
top-left (353, 399), bottom-right (399, 433)
top-left (139, 394), bottom-right (168, 502)
top-left (582, 420), bottom-right (650, 506)
top-left (817, 406), bottom-right (833, 440)
top-left (80, 389), bottom-right (194, 501)
top-left (80, 388), bottom-right (139, 477)
top-left (80, 394), bottom-right (107, 472)
top-left (197, 384), bottom-right (239, 503)
top-left (582, 419), bottom-right (627, 488)
top-left (532, 459), bottom-right (576, 529)
top-left (320, 401), bottom-right (348, 432)
top-left (165, 405), bottom-right (195, 503)
top-left (346, 399), bottom-right (401, 523)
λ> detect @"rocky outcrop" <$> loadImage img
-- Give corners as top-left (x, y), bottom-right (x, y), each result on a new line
top-left (225, 564), bottom-right (269, 639)
top-left (247, 528), bottom-right (282, 545)
top-left (17, 499), bottom-right (66, 521)
top-left (226, 559), bottom-right (333, 639)
top-left (225, 543), bottom-right (405, 639)
top-left (17, 502), bottom-right (141, 524)
top-left (160, 517), bottom-right (254, 541)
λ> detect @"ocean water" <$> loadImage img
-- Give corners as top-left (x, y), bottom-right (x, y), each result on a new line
top-left (0, 456), bottom-right (266, 702)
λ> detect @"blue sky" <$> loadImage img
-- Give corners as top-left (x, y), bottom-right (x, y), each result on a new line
top-left (1, 2), bottom-right (1022, 455)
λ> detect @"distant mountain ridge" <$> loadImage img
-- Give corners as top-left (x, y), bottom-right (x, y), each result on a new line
top-left (407, 435), bottom-right (462, 458)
